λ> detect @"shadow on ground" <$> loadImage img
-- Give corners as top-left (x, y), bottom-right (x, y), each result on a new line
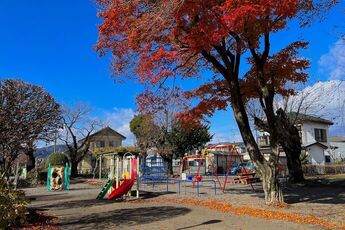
top-left (58, 206), bottom-right (191, 229)
top-left (36, 198), bottom-right (115, 210)
top-left (228, 178), bottom-right (345, 205)
top-left (175, 219), bottom-right (222, 230)
top-left (138, 191), bottom-right (176, 200)
top-left (283, 178), bottom-right (345, 204)
top-left (26, 193), bottom-right (74, 202)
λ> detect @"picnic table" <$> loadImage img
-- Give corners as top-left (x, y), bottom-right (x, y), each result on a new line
top-left (237, 172), bottom-right (259, 184)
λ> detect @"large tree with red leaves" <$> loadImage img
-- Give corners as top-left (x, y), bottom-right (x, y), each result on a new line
top-left (96, 0), bottom-right (335, 203)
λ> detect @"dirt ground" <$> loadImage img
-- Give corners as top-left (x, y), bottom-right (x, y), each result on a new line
top-left (23, 176), bottom-right (345, 230)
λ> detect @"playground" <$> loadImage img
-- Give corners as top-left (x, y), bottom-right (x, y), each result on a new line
top-left (24, 150), bottom-right (345, 229)
top-left (24, 176), bottom-right (345, 229)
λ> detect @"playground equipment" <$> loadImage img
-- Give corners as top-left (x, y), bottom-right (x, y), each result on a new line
top-left (96, 152), bottom-right (139, 200)
top-left (140, 155), bottom-right (168, 181)
top-left (230, 162), bottom-right (256, 175)
top-left (176, 179), bottom-right (217, 196)
top-left (46, 163), bottom-right (70, 191)
top-left (178, 145), bottom-right (257, 193)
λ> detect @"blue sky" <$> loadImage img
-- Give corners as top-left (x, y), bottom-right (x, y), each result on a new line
top-left (0, 1), bottom-right (344, 145)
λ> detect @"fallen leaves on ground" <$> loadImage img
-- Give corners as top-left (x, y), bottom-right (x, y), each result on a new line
top-left (86, 179), bottom-right (103, 186)
top-left (20, 210), bottom-right (60, 230)
top-left (140, 197), bottom-right (345, 230)
top-left (269, 202), bottom-right (289, 208)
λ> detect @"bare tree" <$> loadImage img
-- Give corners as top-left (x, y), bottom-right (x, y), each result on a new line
top-left (0, 79), bottom-right (61, 181)
top-left (248, 80), bottom-right (345, 182)
top-left (60, 103), bottom-right (102, 177)
top-left (136, 87), bottom-right (188, 130)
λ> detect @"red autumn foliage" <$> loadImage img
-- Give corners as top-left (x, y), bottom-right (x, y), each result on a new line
top-left (95, 0), bottom-right (337, 203)
top-left (95, 0), bottom-right (323, 123)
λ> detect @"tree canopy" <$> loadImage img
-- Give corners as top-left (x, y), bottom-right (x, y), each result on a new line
top-left (96, 0), bottom-right (336, 203)
top-left (45, 152), bottom-right (69, 168)
top-left (166, 121), bottom-right (213, 158)
top-left (0, 79), bottom-right (61, 179)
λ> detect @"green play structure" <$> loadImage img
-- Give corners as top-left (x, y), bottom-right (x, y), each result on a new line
top-left (47, 163), bottom-right (70, 191)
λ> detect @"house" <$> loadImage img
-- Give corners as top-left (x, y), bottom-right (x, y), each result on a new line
top-left (257, 112), bottom-right (334, 165)
top-left (78, 126), bottom-right (126, 174)
top-left (204, 143), bottom-right (245, 174)
top-left (257, 134), bottom-right (287, 166)
top-left (172, 142), bottom-right (245, 175)
top-left (329, 136), bottom-right (345, 162)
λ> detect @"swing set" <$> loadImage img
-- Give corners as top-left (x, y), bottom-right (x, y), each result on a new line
top-left (178, 145), bottom-right (256, 193)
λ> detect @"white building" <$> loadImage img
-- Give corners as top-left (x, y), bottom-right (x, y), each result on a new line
top-left (257, 112), bottom-right (334, 165)
top-left (292, 113), bottom-right (333, 165)
top-left (329, 136), bottom-right (345, 162)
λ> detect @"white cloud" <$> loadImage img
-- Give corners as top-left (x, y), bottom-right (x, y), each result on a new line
top-left (318, 40), bottom-right (345, 80)
top-left (287, 80), bottom-right (345, 136)
top-left (102, 108), bottom-right (137, 146)
top-left (210, 132), bottom-right (243, 144)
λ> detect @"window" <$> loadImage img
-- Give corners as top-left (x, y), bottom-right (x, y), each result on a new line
top-left (96, 140), bottom-right (105, 148)
top-left (259, 135), bottom-right (270, 146)
top-left (188, 161), bottom-right (195, 167)
top-left (109, 140), bottom-right (117, 147)
top-left (314, 129), bottom-right (327, 142)
top-left (325, 156), bottom-right (331, 163)
top-left (173, 161), bottom-right (180, 166)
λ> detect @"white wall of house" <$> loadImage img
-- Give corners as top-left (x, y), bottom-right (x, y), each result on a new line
top-left (329, 141), bottom-right (345, 161)
top-left (307, 145), bottom-right (325, 165)
top-left (301, 121), bottom-right (330, 144)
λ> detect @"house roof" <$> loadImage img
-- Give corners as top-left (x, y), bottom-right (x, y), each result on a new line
top-left (287, 112), bottom-right (334, 125)
top-left (329, 136), bottom-right (345, 142)
top-left (206, 142), bottom-right (245, 148)
top-left (88, 126), bottom-right (126, 140)
top-left (303, 142), bottom-right (328, 149)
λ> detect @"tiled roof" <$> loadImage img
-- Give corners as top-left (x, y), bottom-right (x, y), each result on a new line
top-left (329, 136), bottom-right (345, 142)
top-left (88, 126), bottom-right (126, 140)
top-left (302, 142), bottom-right (328, 149)
top-left (287, 112), bottom-right (333, 125)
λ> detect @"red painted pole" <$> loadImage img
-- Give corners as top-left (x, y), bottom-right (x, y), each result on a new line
top-left (222, 152), bottom-right (233, 193)
top-left (209, 157), bottom-right (223, 190)
top-left (177, 157), bottom-right (184, 175)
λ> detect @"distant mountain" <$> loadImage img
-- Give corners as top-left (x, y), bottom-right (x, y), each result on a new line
top-left (34, 144), bottom-right (68, 159)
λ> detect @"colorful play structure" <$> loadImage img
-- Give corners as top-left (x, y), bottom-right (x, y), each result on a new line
top-left (47, 163), bottom-right (70, 191)
top-left (141, 155), bottom-right (168, 181)
top-left (95, 144), bottom-right (258, 200)
top-left (96, 152), bottom-right (139, 200)
top-left (177, 145), bottom-right (257, 192)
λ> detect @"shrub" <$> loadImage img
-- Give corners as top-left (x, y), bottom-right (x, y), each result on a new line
top-left (0, 182), bottom-right (29, 228)
top-left (45, 152), bottom-right (69, 169)
top-left (26, 167), bottom-right (48, 185)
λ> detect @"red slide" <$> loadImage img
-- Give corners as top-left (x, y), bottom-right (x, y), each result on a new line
top-left (108, 177), bottom-right (135, 199)
top-left (108, 158), bottom-right (137, 200)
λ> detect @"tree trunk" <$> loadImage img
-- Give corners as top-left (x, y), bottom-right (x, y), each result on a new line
top-left (167, 158), bottom-right (173, 175)
top-left (70, 160), bottom-right (78, 178)
top-left (26, 150), bottom-right (36, 172)
top-left (162, 155), bottom-right (173, 175)
top-left (227, 77), bottom-right (284, 204)
top-left (280, 141), bottom-right (304, 182)
top-left (275, 109), bottom-right (304, 182)
top-left (261, 163), bottom-right (284, 203)
top-left (255, 109), bottom-right (305, 183)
